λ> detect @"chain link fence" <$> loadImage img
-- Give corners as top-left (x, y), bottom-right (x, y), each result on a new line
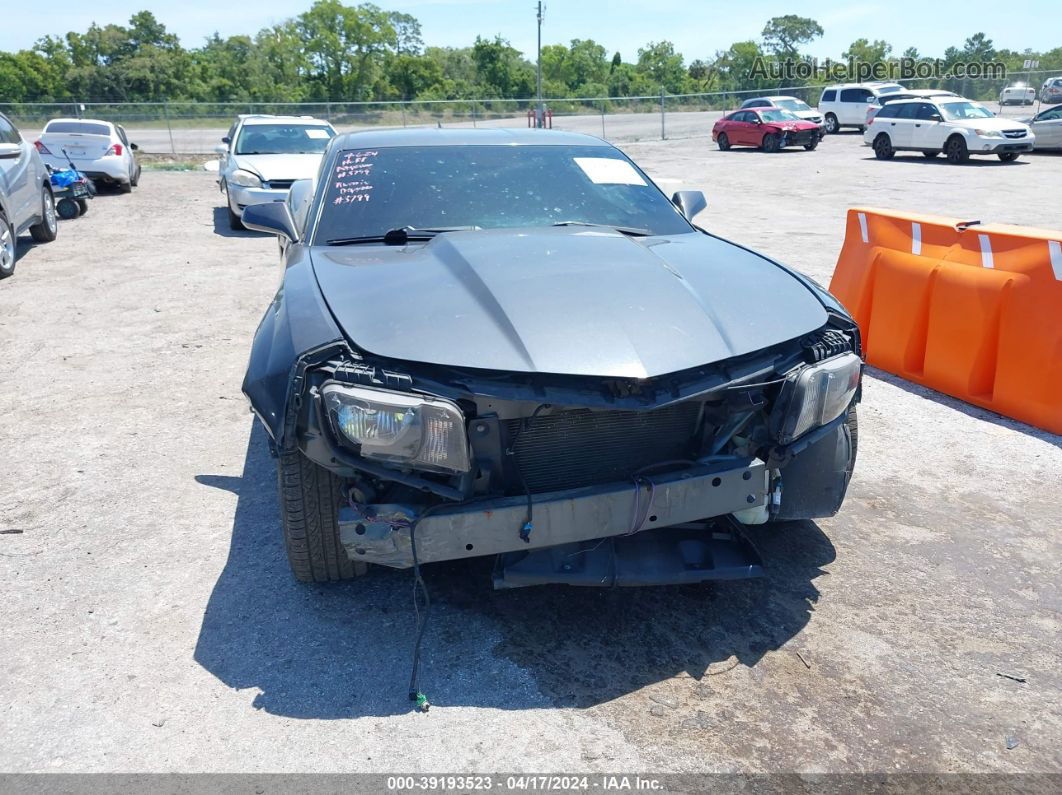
top-left (4, 71), bottom-right (1059, 155)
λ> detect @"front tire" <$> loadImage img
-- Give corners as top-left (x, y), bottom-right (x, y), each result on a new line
top-left (873, 134), bottom-right (895, 160)
top-left (945, 135), bottom-right (969, 164)
top-left (804, 139), bottom-right (818, 151)
top-left (277, 448), bottom-right (365, 583)
top-left (762, 133), bottom-right (781, 153)
top-left (717, 133), bottom-right (730, 151)
top-left (922, 151), bottom-right (940, 159)
top-left (0, 210), bottom-right (16, 279)
top-left (998, 152), bottom-right (1019, 162)
top-left (29, 187), bottom-right (58, 243)
top-left (824, 113), bottom-right (839, 134)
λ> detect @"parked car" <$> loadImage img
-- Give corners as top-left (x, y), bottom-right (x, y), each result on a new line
top-left (999, 83), bottom-right (1036, 106)
top-left (1041, 77), bottom-right (1062, 104)
top-left (1022, 104), bottom-right (1062, 149)
top-left (818, 82), bottom-right (905, 133)
top-left (713, 108), bottom-right (823, 151)
top-left (215, 114), bottom-right (336, 230)
top-left (0, 111), bottom-right (58, 280)
top-left (866, 89), bottom-right (959, 125)
top-left (865, 97), bottom-right (1034, 163)
top-left (239, 128), bottom-right (862, 588)
top-left (35, 118), bottom-right (140, 193)
top-left (739, 96), bottom-right (824, 127)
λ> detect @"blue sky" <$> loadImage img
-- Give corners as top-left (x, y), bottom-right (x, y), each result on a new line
top-left (1, 0), bottom-right (1056, 60)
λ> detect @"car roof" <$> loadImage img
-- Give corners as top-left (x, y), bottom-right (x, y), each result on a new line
top-left (45, 118), bottom-right (115, 127)
top-left (240, 115), bottom-right (332, 127)
top-left (823, 82), bottom-right (902, 90)
top-left (331, 128), bottom-right (612, 149)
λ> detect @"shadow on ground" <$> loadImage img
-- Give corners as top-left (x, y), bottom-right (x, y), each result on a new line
top-left (211, 206), bottom-right (270, 239)
top-left (194, 422), bottom-right (835, 718)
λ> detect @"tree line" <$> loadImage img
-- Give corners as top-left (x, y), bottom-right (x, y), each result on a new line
top-left (1, 4), bottom-right (1059, 104)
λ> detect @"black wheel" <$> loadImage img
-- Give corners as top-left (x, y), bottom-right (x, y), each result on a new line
top-left (922, 151), bottom-right (940, 159)
top-left (118, 180), bottom-right (133, 194)
top-left (717, 133), bottom-right (730, 151)
top-left (224, 183), bottom-right (244, 230)
top-left (873, 134), bottom-right (895, 160)
top-left (29, 187), bottom-right (58, 243)
top-left (945, 136), bottom-right (969, 164)
top-left (56, 197), bottom-right (81, 220)
top-left (824, 113), bottom-right (839, 134)
top-left (847, 406), bottom-right (859, 470)
top-left (804, 139), bottom-right (818, 151)
top-left (130, 165), bottom-right (141, 187)
top-left (277, 448), bottom-right (366, 583)
top-left (76, 198), bottom-right (90, 216)
top-left (762, 133), bottom-right (781, 153)
top-left (998, 152), bottom-right (1019, 162)
top-left (0, 210), bottom-right (15, 280)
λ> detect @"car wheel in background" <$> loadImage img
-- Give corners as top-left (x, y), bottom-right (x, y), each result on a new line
top-left (824, 114), bottom-right (839, 134)
top-left (0, 210), bottom-right (16, 279)
top-left (762, 133), bottom-right (781, 153)
top-left (998, 152), bottom-right (1019, 162)
top-left (922, 151), bottom-right (939, 159)
top-left (118, 180), bottom-right (133, 194)
top-left (131, 165), bottom-right (141, 187)
top-left (56, 197), bottom-right (81, 220)
top-left (804, 139), bottom-right (818, 151)
top-left (873, 134), bottom-right (895, 160)
top-left (277, 447), bottom-right (366, 583)
top-left (717, 133), bottom-right (730, 151)
top-left (945, 136), bottom-right (970, 164)
top-left (29, 187), bottom-right (58, 243)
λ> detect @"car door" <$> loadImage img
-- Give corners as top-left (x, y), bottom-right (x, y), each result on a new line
top-left (909, 103), bottom-right (943, 149)
top-left (839, 87), bottom-right (872, 124)
top-left (1032, 106), bottom-right (1062, 148)
top-left (881, 103), bottom-right (917, 147)
top-left (0, 114), bottom-right (35, 226)
top-left (731, 111), bottom-right (757, 145)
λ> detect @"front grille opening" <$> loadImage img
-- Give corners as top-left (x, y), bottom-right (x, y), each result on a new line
top-left (505, 402), bottom-right (702, 494)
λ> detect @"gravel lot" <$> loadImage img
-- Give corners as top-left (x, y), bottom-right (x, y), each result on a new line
top-left (1, 131), bottom-right (1060, 775)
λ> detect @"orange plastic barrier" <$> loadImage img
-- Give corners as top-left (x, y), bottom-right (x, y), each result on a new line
top-left (829, 207), bottom-right (1062, 434)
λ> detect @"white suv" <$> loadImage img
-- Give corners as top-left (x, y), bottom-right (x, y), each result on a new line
top-left (818, 82), bottom-right (904, 133)
top-left (864, 97), bottom-right (1034, 163)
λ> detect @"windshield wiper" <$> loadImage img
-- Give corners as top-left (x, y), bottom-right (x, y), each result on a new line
top-left (551, 221), bottom-right (652, 236)
top-left (327, 226), bottom-right (481, 246)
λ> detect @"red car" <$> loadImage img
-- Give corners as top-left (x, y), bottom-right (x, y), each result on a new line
top-left (712, 107), bottom-right (823, 152)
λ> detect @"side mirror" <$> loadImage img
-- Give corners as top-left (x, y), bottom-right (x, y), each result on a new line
top-left (866, 97), bottom-right (876, 103)
top-left (672, 190), bottom-right (707, 222)
top-left (929, 114), bottom-right (943, 122)
top-left (0, 143), bottom-right (21, 159)
top-left (221, 136), bottom-right (230, 144)
top-left (213, 144), bottom-right (227, 156)
top-left (130, 142), bottom-right (138, 151)
top-left (241, 201), bottom-right (299, 242)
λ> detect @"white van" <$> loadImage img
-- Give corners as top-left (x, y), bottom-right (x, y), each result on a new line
top-left (818, 82), bottom-right (905, 133)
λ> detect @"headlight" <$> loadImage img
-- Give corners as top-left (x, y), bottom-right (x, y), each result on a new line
top-left (774, 353), bottom-right (861, 444)
top-left (230, 169), bottom-right (262, 188)
top-left (973, 129), bottom-right (1003, 138)
top-left (322, 383), bottom-right (470, 474)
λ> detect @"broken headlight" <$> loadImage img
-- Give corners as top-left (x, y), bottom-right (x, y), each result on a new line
top-left (773, 352), bottom-right (861, 444)
top-left (322, 383), bottom-right (470, 474)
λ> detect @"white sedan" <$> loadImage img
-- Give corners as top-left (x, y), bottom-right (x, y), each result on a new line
top-left (215, 115), bottom-right (335, 230)
top-left (35, 118), bottom-right (140, 192)
top-left (999, 84), bottom-right (1036, 106)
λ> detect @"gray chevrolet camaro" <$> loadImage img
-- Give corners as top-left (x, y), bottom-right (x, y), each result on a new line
top-left (241, 128), bottom-right (862, 590)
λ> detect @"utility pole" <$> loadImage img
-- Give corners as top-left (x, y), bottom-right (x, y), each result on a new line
top-left (536, 1), bottom-right (544, 127)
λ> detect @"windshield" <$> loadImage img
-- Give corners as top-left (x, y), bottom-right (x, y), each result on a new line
top-left (314, 145), bottom-right (692, 244)
top-left (938, 101), bottom-right (994, 121)
top-left (775, 98), bottom-right (811, 111)
top-left (760, 109), bottom-right (801, 122)
top-left (45, 121), bottom-right (110, 136)
top-left (235, 124), bottom-right (334, 155)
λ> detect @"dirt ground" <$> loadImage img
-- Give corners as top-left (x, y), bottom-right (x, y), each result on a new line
top-left (1, 132), bottom-right (1060, 775)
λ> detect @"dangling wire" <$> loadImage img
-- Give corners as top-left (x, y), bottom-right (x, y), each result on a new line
top-left (505, 403), bottom-right (551, 542)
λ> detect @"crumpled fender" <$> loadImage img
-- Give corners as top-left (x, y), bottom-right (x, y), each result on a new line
top-left (242, 247), bottom-right (345, 447)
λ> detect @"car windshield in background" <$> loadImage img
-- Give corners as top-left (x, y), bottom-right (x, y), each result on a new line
top-left (235, 124), bottom-right (334, 155)
top-left (760, 109), bottom-right (800, 122)
top-left (776, 99), bottom-right (811, 111)
top-left (315, 145), bottom-right (692, 243)
top-left (876, 85), bottom-right (904, 94)
top-left (45, 121), bottom-right (111, 136)
top-left (938, 102), bottom-right (994, 121)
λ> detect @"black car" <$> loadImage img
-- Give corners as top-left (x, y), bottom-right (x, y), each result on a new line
top-left (242, 129), bottom-right (861, 589)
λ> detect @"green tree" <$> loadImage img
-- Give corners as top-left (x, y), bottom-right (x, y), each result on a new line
top-left (636, 41), bottom-right (686, 92)
top-left (761, 15), bottom-right (823, 56)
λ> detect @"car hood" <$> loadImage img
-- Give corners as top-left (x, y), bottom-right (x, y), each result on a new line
top-left (232, 153), bottom-right (323, 182)
top-left (792, 109), bottom-right (822, 120)
top-left (766, 120), bottom-right (819, 131)
top-left (311, 227), bottom-right (828, 378)
top-left (950, 117), bottom-right (1029, 132)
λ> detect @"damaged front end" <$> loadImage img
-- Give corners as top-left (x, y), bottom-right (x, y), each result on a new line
top-left (268, 314), bottom-right (861, 589)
